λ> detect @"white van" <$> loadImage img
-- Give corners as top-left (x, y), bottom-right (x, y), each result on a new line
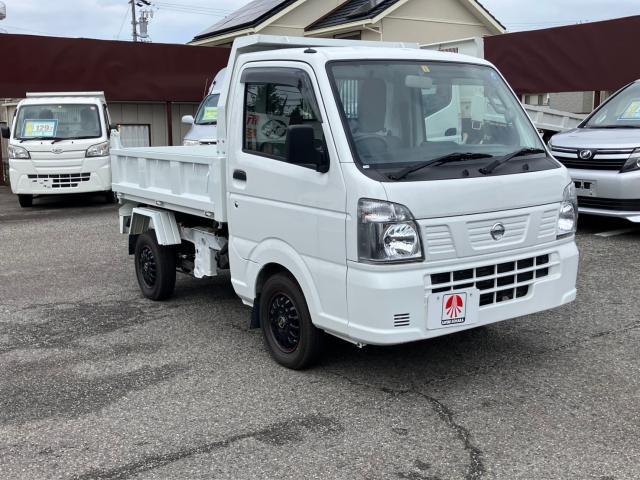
top-left (112, 36), bottom-right (579, 369)
top-left (2, 92), bottom-right (117, 207)
top-left (181, 69), bottom-right (227, 146)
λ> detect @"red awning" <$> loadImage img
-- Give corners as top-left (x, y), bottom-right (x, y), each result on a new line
top-left (485, 16), bottom-right (640, 94)
top-left (0, 34), bottom-right (230, 102)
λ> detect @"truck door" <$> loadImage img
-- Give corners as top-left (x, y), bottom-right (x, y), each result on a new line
top-left (226, 62), bottom-right (348, 332)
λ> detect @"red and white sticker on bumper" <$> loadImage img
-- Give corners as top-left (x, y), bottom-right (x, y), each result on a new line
top-left (427, 288), bottom-right (480, 330)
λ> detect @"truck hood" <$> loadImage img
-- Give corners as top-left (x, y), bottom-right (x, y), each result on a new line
top-left (14, 138), bottom-right (100, 153)
top-left (552, 128), bottom-right (640, 150)
top-left (382, 168), bottom-right (569, 219)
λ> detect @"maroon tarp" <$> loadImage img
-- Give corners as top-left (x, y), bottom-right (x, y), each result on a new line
top-left (0, 34), bottom-right (230, 102)
top-left (485, 16), bottom-right (640, 95)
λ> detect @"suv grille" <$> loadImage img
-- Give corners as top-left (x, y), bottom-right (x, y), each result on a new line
top-left (430, 255), bottom-right (553, 307)
top-left (28, 173), bottom-right (91, 188)
top-left (551, 147), bottom-right (632, 171)
top-left (578, 197), bottom-right (640, 211)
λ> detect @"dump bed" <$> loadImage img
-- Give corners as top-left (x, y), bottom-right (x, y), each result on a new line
top-left (111, 146), bottom-right (227, 222)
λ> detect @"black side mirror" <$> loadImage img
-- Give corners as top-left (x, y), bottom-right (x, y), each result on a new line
top-left (110, 124), bottom-right (119, 131)
top-left (285, 125), bottom-right (329, 173)
top-left (1, 126), bottom-right (10, 139)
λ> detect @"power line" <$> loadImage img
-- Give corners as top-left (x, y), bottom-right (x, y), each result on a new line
top-left (116, 5), bottom-right (130, 39)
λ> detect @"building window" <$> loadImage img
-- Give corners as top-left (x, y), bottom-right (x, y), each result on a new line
top-left (118, 124), bottom-right (151, 147)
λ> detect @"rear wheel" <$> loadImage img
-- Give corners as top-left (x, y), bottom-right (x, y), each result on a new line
top-left (18, 194), bottom-right (33, 208)
top-left (260, 273), bottom-right (323, 369)
top-left (134, 231), bottom-right (176, 301)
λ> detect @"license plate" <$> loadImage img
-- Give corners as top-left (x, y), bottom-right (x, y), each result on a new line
top-left (426, 288), bottom-right (480, 330)
top-left (574, 179), bottom-right (596, 197)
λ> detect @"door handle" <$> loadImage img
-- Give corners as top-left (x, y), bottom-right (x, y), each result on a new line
top-left (233, 169), bottom-right (247, 181)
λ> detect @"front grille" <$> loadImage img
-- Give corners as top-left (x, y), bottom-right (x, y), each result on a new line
top-left (28, 173), bottom-right (91, 188)
top-left (551, 147), bottom-right (632, 171)
top-left (578, 196), bottom-right (640, 212)
top-left (429, 255), bottom-right (553, 307)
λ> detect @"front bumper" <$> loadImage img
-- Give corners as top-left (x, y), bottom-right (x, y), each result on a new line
top-left (9, 157), bottom-right (112, 195)
top-left (345, 240), bottom-right (579, 346)
top-left (568, 167), bottom-right (640, 222)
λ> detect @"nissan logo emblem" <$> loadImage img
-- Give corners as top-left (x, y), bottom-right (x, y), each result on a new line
top-left (579, 149), bottom-right (594, 160)
top-left (490, 223), bottom-right (506, 241)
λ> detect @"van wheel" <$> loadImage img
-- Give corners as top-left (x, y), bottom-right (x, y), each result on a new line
top-left (18, 194), bottom-right (33, 208)
top-left (134, 231), bottom-right (176, 301)
top-left (104, 190), bottom-right (117, 204)
top-left (260, 273), bottom-right (323, 369)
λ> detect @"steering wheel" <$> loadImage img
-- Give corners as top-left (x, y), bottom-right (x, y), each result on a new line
top-left (354, 134), bottom-right (390, 160)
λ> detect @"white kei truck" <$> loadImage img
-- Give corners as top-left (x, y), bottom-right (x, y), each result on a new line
top-left (112, 36), bottom-right (579, 369)
top-left (2, 92), bottom-right (118, 207)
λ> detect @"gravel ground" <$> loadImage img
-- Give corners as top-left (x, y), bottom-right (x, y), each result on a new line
top-left (0, 185), bottom-right (639, 480)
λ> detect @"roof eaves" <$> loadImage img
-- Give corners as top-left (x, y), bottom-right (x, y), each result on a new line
top-left (306, 0), bottom-right (403, 32)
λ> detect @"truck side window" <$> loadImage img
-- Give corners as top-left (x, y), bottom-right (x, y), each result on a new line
top-left (244, 74), bottom-right (326, 165)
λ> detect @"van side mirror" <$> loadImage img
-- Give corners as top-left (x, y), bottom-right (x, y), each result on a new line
top-left (285, 125), bottom-right (329, 173)
top-left (182, 115), bottom-right (194, 125)
top-left (110, 124), bottom-right (119, 131)
top-left (1, 126), bottom-right (10, 139)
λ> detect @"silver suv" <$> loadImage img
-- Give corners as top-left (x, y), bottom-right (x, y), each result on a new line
top-left (549, 80), bottom-right (640, 223)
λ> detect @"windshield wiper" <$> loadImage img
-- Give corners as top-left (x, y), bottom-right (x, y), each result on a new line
top-left (588, 125), bottom-right (640, 129)
top-left (479, 148), bottom-right (546, 175)
top-left (388, 152), bottom-right (494, 181)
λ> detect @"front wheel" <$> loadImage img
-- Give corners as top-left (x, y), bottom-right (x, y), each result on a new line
top-left (18, 194), bottom-right (33, 208)
top-left (134, 231), bottom-right (177, 301)
top-left (104, 190), bottom-right (117, 204)
top-left (260, 273), bottom-right (323, 369)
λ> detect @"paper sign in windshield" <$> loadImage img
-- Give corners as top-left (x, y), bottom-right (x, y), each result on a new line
top-left (202, 107), bottom-right (218, 122)
top-left (619, 100), bottom-right (640, 120)
top-left (23, 119), bottom-right (58, 138)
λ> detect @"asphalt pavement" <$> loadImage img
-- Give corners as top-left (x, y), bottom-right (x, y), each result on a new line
top-left (0, 185), bottom-right (639, 480)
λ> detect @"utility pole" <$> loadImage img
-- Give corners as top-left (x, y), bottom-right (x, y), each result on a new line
top-left (130, 0), bottom-right (138, 42)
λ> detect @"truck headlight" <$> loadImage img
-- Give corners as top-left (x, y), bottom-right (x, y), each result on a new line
top-left (86, 141), bottom-right (110, 157)
top-left (557, 182), bottom-right (578, 238)
top-left (183, 139), bottom-right (201, 146)
top-left (8, 145), bottom-right (30, 159)
top-left (621, 148), bottom-right (640, 173)
top-left (358, 199), bottom-right (423, 263)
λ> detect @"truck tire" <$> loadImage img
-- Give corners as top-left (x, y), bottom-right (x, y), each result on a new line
top-left (134, 231), bottom-right (176, 301)
top-left (18, 194), bottom-right (33, 208)
top-left (104, 190), bottom-right (117, 204)
top-left (260, 273), bottom-right (323, 369)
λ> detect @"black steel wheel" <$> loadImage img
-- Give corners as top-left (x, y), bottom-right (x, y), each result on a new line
top-left (134, 231), bottom-right (176, 301)
top-left (260, 273), bottom-right (323, 369)
top-left (18, 194), bottom-right (33, 208)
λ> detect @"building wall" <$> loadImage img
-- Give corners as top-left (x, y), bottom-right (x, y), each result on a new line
top-left (379, 0), bottom-right (494, 44)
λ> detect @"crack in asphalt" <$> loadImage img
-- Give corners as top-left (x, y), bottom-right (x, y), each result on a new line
top-left (71, 414), bottom-right (343, 480)
top-left (326, 372), bottom-right (484, 480)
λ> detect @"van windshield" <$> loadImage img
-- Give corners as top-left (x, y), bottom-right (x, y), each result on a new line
top-left (583, 82), bottom-right (640, 129)
top-left (194, 94), bottom-right (220, 125)
top-left (15, 103), bottom-right (102, 140)
top-left (328, 61), bottom-right (548, 181)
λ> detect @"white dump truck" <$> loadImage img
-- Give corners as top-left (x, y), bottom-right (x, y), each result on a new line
top-left (2, 92), bottom-right (118, 207)
top-left (112, 36), bottom-right (579, 369)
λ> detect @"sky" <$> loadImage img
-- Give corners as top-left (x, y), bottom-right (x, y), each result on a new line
top-left (1, 0), bottom-right (640, 44)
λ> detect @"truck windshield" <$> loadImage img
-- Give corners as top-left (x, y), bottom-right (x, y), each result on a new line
top-left (194, 94), bottom-right (220, 125)
top-left (328, 61), bottom-right (547, 180)
top-left (15, 103), bottom-right (102, 140)
top-left (583, 82), bottom-right (640, 129)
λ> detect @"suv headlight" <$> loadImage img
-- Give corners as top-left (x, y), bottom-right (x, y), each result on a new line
top-left (8, 145), bottom-right (30, 159)
top-left (183, 139), bottom-right (201, 146)
top-left (358, 199), bottom-right (423, 263)
top-left (86, 141), bottom-right (110, 157)
top-left (621, 148), bottom-right (640, 173)
top-left (557, 182), bottom-right (578, 238)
